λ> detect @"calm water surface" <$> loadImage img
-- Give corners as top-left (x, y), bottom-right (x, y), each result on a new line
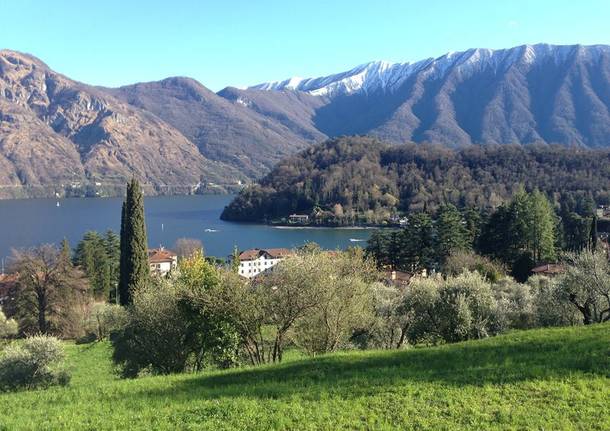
top-left (0, 195), bottom-right (372, 261)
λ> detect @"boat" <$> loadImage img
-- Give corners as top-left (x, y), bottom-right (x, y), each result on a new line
top-left (204, 228), bottom-right (219, 233)
top-left (349, 238), bottom-right (365, 242)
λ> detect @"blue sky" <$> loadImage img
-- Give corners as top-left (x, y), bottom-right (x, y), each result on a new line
top-left (1, 0), bottom-right (609, 90)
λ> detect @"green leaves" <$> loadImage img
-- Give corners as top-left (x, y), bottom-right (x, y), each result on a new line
top-left (119, 179), bottom-right (149, 306)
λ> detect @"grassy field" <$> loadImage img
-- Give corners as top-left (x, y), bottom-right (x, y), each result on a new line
top-left (0, 324), bottom-right (608, 430)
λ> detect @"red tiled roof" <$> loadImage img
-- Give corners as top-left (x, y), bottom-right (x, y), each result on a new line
top-left (239, 248), bottom-right (293, 261)
top-left (0, 273), bottom-right (18, 284)
top-left (383, 270), bottom-right (412, 285)
top-left (531, 264), bottom-right (564, 275)
top-left (148, 248), bottom-right (177, 263)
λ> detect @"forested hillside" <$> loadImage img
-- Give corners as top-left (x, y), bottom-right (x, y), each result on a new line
top-left (221, 136), bottom-right (610, 223)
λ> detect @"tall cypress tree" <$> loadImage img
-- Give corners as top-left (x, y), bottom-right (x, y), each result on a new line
top-left (118, 178), bottom-right (149, 306)
top-left (590, 215), bottom-right (598, 250)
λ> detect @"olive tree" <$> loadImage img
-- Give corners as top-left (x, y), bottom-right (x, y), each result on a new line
top-left (436, 271), bottom-right (498, 342)
top-left (111, 251), bottom-right (239, 377)
top-left (397, 276), bottom-right (442, 345)
top-left (528, 275), bottom-right (580, 327)
top-left (0, 335), bottom-right (70, 391)
top-left (398, 272), bottom-right (500, 345)
top-left (556, 250), bottom-right (610, 324)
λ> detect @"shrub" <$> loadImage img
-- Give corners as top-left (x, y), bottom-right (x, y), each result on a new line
top-left (556, 250), bottom-right (610, 324)
top-left (0, 335), bottom-right (70, 391)
top-left (112, 253), bottom-right (239, 377)
top-left (85, 303), bottom-right (128, 341)
top-left (493, 278), bottom-right (536, 330)
top-left (0, 307), bottom-right (18, 339)
top-left (262, 249), bottom-right (378, 356)
top-left (528, 275), bottom-right (581, 327)
top-left (398, 272), bottom-right (500, 345)
top-left (443, 250), bottom-right (506, 283)
top-left (399, 276), bottom-right (443, 345)
top-left (436, 271), bottom-right (498, 342)
top-left (356, 282), bottom-right (408, 350)
top-left (111, 281), bottom-right (196, 377)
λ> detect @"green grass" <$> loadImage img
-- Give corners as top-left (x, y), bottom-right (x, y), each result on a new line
top-left (0, 324), bottom-right (609, 430)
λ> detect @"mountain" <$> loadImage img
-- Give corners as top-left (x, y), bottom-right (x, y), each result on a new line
top-left (108, 78), bottom-right (323, 177)
top-left (242, 44), bottom-right (610, 147)
top-left (221, 136), bottom-right (610, 223)
top-left (0, 50), bottom-right (246, 198)
top-left (2, 44), bottom-right (610, 199)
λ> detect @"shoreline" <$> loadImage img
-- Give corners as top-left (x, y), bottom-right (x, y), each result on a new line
top-left (272, 225), bottom-right (387, 230)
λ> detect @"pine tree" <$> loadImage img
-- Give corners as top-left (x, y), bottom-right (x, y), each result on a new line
top-left (118, 178), bottom-right (149, 306)
top-left (401, 212), bottom-right (436, 273)
top-left (527, 190), bottom-right (556, 262)
top-left (435, 204), bottom-right (469, 263)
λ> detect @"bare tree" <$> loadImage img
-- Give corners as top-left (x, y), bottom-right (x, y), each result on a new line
top-left (173, 238), bottom-right (204, 259)
top-left (9, 244), bottom-right (90, 336)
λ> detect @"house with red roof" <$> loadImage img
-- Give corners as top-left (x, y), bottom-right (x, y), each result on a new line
top-left (148, 247), bottom-right (178, 276)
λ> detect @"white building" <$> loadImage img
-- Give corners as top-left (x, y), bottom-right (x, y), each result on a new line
top-left (236, 248), bottom-right (293, 278)
top-left (148, 247), bottom-right (178, 276)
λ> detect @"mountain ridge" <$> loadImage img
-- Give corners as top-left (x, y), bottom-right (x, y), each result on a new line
top-left (2, 43), bottom-right (610, 198)
top-left (247, 44), bottom-right (610, 97)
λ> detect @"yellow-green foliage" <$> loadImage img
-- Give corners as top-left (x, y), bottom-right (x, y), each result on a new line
top-left (0, 324), bottom-right (608, 430)
top-left (0, 308), bottom-right (17, 339)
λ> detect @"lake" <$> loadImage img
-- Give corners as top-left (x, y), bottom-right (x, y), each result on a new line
top-left (0, 195), bottom-right (373, 263)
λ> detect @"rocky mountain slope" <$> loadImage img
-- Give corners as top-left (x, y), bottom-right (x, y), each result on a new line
top-left (0, 50), bottom-right (244, 198)
top-left (108, 78), bottom-right (324, 177)
top-left (242, 44), bottom-right (610, 147)
top-left (2, 44), bottom-right (610, 198)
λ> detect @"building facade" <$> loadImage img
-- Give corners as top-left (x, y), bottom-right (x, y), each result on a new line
top-left (237, 248), bottom-right (293, 278)
top-left (148, 247), bottom-right (178, 276)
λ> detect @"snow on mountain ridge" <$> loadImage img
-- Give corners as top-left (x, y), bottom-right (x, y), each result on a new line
top-left (248, 44), bottom-right (610, 97)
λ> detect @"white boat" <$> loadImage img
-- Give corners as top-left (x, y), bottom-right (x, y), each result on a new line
top-left (204, 228), bottom-right (219, 233)
top-left (349, 238), bottom-right (365, 242)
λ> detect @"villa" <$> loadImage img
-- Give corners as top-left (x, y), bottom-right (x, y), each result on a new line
top-left (236, 248), bottom-right (293, 278)
top-left (148, 247), bottom-right (178, 276)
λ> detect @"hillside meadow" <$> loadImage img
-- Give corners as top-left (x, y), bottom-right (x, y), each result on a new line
top-left (0, 323), bottom-right (608, 430)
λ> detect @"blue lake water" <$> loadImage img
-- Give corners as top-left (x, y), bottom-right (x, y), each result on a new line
top-left (0, 195), bottom-right (373, 262)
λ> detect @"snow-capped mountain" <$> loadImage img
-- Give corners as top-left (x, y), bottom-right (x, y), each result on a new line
top-left (249, 44), bottom-right (610, 97)
top-left (3, 43), bottom-right (610, 198)
top-left (249, 60), bottom-right (433, 96)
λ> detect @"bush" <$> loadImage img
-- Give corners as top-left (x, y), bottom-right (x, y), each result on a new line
top-left (528, 275), bottom-right (581, 327)
top-left (436, 271), bottom-right (498, 342)
top-left (399, 276), bottom-right (443, 345)
top-left (262, 249), bottom-right (378, 356)
top-left (112, 253), bottom-right (239, 377)
top-left (493, 278), bottom-right (536, 330)
top-left (398, 272), bottom-right (500, 345)
top-left (356, 282), bottom-right (408, 350)
top-left (0, 307), bottom-right (18, 339)
top-left (0, 335), bottom-right (70, 391)
top-left (111, 281), bottom-right (196, 377)
top-left (556, 250), bottom-right (610, 324)
top-left (84, 303), bottom-right (128, 341)
top-left (443, 250), bottom-right (506, 283)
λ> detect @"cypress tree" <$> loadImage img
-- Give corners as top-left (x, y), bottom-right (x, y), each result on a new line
top-left (118, 178), bottom-right (149, 306)
top-left (590, 215), bottom-right (598, 250)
